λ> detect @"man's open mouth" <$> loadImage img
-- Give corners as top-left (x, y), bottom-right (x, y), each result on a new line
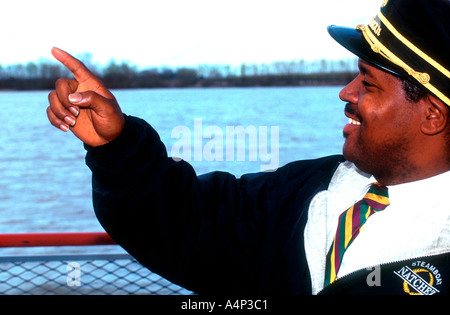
top-left (348, 118), bottom-right (361, 125)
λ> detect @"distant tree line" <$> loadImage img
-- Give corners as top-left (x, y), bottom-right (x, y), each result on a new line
top-left (0, 54), bottom-right (358, 90)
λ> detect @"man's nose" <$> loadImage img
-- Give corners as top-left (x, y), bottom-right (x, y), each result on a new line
top-left (339, 76), bottom-right (360, 104)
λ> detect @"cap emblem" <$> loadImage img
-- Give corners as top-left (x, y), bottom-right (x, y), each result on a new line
top-left (368, 17), bottom-right (382, 36)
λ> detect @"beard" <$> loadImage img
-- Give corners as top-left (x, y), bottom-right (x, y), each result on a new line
top-left (343, 131), bottom-right (419, 185)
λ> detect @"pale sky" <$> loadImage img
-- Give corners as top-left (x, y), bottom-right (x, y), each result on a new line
top-left (1, 0), bottom-right (382, 69)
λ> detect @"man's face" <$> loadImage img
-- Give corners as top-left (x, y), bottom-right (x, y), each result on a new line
top-left (339, 59), bottom-right (423, 181)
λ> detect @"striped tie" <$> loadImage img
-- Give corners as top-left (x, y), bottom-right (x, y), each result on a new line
top-left (324, 182), bottom-right (389, 287)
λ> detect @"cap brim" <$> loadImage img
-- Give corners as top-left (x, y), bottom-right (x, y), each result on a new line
top-left (327, 25), bottom-right (404, 77)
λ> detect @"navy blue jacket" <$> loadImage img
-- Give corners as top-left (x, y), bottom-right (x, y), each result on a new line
top-left (85, 115), bottom-right (449, 295)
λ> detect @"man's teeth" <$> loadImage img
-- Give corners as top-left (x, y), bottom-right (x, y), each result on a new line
top-left (348, 118), bottom-right (361, 125)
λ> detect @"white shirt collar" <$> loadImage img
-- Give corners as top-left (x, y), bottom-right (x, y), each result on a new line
top-left (387, 169), bottom-right (450, 211)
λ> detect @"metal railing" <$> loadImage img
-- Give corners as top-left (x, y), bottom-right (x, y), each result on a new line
top-left (0, 232), bottom-right (193, 295)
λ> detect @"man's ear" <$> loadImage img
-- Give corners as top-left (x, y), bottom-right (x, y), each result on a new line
top-left (420, 95), bottom-right (449, 135)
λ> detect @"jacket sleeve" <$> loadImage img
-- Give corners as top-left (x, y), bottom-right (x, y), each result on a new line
top-left (85, 115), bottom-right (272, 294)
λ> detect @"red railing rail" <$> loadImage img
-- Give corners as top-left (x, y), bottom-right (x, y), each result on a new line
top-left (0, 232), bottom-right (116, 248)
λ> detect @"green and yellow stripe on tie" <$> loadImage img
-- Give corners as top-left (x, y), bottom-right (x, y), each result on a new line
top-left (324, 182), bottom-right (390, 286)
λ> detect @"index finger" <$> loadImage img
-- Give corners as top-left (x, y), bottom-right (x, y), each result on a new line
top-left (51, 47), bottom-right (98, 84)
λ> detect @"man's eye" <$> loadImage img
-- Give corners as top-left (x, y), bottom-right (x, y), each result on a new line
top-left (362, 80), bottom-right (374, 87)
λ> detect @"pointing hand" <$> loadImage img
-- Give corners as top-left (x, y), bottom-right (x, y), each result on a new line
top-left (47, 48), bottom-right (125, 147)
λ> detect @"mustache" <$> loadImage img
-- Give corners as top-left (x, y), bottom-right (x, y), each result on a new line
top-left (344, 103), bottom-right (361, 118)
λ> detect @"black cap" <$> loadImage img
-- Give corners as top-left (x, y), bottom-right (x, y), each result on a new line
top-left (328, 0), bottom-right (449, 106)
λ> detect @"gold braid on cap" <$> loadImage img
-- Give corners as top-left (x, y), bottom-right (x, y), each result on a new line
top-left (378, 11), bottom-right (450, 80)
top-left (357, 11), bottom-right (450, 106)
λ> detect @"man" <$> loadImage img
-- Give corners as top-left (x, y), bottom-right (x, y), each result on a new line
top-left (47, 0), bottom-right (449, 295)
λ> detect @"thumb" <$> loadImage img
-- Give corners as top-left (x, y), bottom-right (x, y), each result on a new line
top-left (68, 90), bottom-right (124, 121)
top-left (68, 91), bottom-right (122, 116)
top-left (67, 91), bottom-right (125, 145)
top-left (68, 91), bottom-right (112, 109)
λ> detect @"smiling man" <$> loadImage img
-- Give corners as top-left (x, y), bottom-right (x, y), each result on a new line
top-left (47, 0), bottom-right (449, 295)
top-left (340, 59), bottom-right (450, 186)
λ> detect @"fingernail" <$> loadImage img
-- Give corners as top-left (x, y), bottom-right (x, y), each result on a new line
top-left (60, 124), bottom-right (69, 132)
top-left (69, 106), bottom-right (79, 117)
top-left (64, 116), bottom-right (76, 127)
top-left (69, 93), bottom-right (82, 103)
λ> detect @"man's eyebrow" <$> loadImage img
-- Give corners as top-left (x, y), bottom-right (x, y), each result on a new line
top-left (358, 61), bottom-right (381, 82)
top-left (358, 61), bottom-right (371, 75)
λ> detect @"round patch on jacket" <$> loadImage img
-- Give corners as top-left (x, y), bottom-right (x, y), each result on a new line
top-left (393, 260), bottom-right (443, 295)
